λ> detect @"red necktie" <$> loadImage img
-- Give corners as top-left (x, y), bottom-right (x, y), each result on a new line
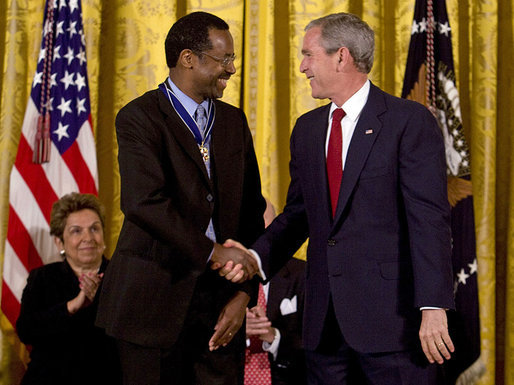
top-left (327, 108), bottom-right (345, 217)
top-left (244, 284), bottom-right (272, 385)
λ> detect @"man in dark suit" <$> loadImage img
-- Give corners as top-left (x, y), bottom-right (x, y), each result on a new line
top-left (223, 12), bottom-right (455, 385)
top-left (244, 201), bottom-right (306, 385)
top-left (96, 12), bottom-right (265, 385)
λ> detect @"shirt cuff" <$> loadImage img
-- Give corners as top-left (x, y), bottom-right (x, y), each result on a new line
top-left (262, 328), bottom-right (281, 361)
top-left (249, 249), bottom-right (266, 280)
top-left (420, 306), bottom-right (443, 310)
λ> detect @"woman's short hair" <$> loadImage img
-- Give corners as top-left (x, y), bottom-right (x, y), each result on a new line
top-left (50, 192), bottom-right (105, 241)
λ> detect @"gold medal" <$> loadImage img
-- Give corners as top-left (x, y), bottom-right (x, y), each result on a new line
top-left (199, 144), bottom-right (209, 161)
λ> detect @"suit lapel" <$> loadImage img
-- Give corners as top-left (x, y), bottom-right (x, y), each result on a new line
top-left (307, 104), bottom-right (332, 221)
top-left (333, 84), bottom-right (386, 222)
top-left (157, 88), bottom-right (211, 185)
top-left (210, 100), bottom-right (239, 200)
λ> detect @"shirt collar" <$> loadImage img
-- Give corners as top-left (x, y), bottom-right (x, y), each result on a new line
top-left (329, 79), bottom-right (370, 121)
top-left (167, 77), bottom-right (210, 116)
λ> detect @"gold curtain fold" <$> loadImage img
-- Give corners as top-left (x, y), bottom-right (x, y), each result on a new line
top-left (469, 0), bottom-right (499, 383)
top-left (1, 1), bottom-right (513, 384)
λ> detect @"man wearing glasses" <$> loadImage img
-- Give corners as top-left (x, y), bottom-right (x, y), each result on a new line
top-left (96, 11), bottom-right (266, 385)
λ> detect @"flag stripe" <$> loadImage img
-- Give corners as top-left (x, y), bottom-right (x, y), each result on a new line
top-left (61, 137), bottom-right (98, 194)
top-left (6, 207), bottom-right (42, 272)
top-left (77, 118), bottom-right (99, 190)
top-left (8, 167), bottom-right (57, 262)
top-left (43, 142), bottom-right (81, 198)
top-left (2, 241), bottom-right (29, 302)
top-left (14, 136), bottom-right (59, 222)
top-left (1, 282), bottom-right (21, 326)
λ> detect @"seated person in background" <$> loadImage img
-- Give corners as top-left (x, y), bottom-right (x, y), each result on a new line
top-left (16, 192), bottom-right (120, 385)
top-left (244, 200), bottom-right (307, 385)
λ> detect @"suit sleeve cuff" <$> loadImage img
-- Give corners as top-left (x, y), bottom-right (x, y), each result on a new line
top-left (249, 249), bottom-right (266, 280)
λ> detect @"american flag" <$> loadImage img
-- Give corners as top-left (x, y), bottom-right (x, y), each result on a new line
top-left (1, 0), bottom-right (98, 328)
top-left (402, 0), bottom-right (484, 383)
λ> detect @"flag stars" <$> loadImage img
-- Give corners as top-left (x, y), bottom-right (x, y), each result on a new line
top-left (43, 20), bottom-right (52, 36)
top-left (54, 121), bottom-right (70, 141)
top-left (76, 97), bottom-right (87, 114)
top-left (64, 47), bottom-right (75, 65)
top-left (418, 18), bottom-right (427, 33)
top-left (67, 21), bottom-right (77, 37)
top-left (77, 49), bottom-right (86, 66)
top-left (56, 21), bottom-right (65, 37)
top-left (38, 48), bottom-right (46, 63)
top-left (50, 73), bottom-right (57, 88)
top-left (75, 73), bottom-right (86, 91)
top-left (33, 72), bottom-right (43, 87)
top-left (57, 97), bottom-right (72, 117)
top-left (412, 18), bottom-right (452, 37)
top-left (439, 21), bottom-right (451, 36)
top-left (42, 97), bottom-right (54, 111)
top-left (411, 21), bottom-right (419, 35)
top-left (60, 70), bottom-right (75, 89)
top-left (468, 259), bottom-right (478, 275)
top-left (53, 45), bottom-right (61, 61)
top-left (457, 268), bottom-right (470, 285)
top-left (456, 258), bottom-right (477, 287)
top-left (69, 0), bottom-right (79, 13)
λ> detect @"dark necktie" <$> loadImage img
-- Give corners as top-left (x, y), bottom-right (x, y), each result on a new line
top-left (326, 108), bottom-right (345, 217)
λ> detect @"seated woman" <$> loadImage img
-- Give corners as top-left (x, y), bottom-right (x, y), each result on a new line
top-left (16, 192), bottom-right (120, 385)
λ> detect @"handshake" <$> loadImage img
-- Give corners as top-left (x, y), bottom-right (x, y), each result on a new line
top-left (210, 240), bottom-right (258, 283)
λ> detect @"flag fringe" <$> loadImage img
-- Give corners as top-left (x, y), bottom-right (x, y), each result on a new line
top-left (455, 357), bottom-right (486, 385)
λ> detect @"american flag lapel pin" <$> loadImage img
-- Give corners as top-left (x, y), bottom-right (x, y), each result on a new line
top-left (365, 129), bottom-right (374, 135)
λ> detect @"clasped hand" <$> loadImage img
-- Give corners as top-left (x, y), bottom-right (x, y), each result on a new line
top-left (67, 271), bottom-right (104, 314)
top-left (210, 241), bottom-right (257, 283)
top-left (246, 305), bottom-right (274, 344)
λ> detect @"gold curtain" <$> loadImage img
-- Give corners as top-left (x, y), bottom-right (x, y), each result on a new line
top-left (0, 0), bottom-right (512, 384)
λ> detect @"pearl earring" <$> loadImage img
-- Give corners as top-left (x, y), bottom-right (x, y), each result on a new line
top-left (60, 249), bottom-right (65, 257)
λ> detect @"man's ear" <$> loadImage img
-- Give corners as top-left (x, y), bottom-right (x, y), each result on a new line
top-left (337, 47), bottom-right (354, 70)
top-left (179, 49), bottom-right (195, 69)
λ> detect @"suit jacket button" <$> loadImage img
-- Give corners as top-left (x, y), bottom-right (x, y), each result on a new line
top-left (328, 239), bottom-right (336, 246)
top-left (206, 194), bottom-right (213, 202)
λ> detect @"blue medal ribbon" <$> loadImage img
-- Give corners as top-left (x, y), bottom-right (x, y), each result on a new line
top-left (158, 82), bottom-right (215, 153)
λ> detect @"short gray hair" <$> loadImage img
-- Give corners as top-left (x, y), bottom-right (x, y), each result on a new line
top-left (306, 13), bottom-right (375, 74)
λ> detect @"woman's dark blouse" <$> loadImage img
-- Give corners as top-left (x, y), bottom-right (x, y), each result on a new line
top-left (16, 257), bottom-right (120, 385)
